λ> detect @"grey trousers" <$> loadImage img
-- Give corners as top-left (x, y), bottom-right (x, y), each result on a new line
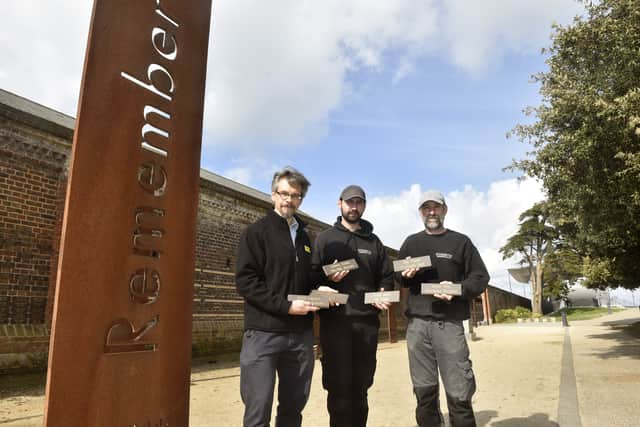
top-left (406, 317), bottom-right (477, 427)
top-left (240, 329), bottom-right (314, 427)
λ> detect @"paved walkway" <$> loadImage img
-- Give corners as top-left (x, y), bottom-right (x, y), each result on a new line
top-left (1, 309), bottom-right (638, 426)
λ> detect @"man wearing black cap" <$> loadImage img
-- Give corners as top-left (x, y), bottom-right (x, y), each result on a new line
top-left (311, 185), bottom-right (394, 427)
top-left (397, 190), bottom-right (489, 427)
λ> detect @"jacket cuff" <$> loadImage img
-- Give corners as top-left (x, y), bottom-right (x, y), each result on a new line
top-left (280, 300), bottom-right (292, 315)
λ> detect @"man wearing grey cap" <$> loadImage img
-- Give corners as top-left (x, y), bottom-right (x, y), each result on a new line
top-left (397, 190), bottom-right (489, 427)
top-left (311, 185), bottom-right (394, 427)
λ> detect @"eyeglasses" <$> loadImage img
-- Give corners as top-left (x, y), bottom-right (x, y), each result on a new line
top-left (275, 191), bottom-right (303, 201)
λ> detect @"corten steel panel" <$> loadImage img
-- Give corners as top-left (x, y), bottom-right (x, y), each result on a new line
top-left (43, 1), bottom-right (212, 426)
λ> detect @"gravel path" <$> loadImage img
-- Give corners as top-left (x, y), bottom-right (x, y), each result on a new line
top-left (1, 309), bottom-right (638, 426)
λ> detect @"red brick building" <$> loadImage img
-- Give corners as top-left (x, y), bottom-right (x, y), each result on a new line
top-left (1, 88), bottom-right (528, 373)
top-left (0, 89), bottom-right (402, 372)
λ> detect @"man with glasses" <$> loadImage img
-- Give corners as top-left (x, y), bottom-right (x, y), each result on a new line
top-left (236, 166), bottom-right (319, 427)
top-left (311, 185), bottom-right (394, 427)
top-left (397, 190), bottom-right (489, 427)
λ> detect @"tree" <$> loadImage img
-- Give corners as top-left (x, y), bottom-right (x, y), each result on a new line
top-left (543, 244), bottom-right (583, 300)
top-left (510, 0), bottom-right (640, 290)
top-left (500, 202), bottom-right (557, 314)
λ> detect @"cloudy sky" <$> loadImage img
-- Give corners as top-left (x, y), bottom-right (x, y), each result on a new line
top-left (2, 1), bottom-right (599, 298)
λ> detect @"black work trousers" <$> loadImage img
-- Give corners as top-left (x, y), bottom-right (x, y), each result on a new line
top-left (406, 317), bottom-right (477, 427)
top-left (319, 314), bottom-right (380, 427)
top-left (239, 329), bottom-right (314, 427)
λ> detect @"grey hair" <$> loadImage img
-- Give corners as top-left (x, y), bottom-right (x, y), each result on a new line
top-left (271, 166), bottom-right (311, 197)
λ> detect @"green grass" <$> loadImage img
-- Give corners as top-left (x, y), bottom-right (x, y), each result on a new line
top-left (547, 307), bottom-right (624, 321)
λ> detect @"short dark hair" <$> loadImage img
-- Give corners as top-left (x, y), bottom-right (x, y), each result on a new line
top-left (271, 166), bottom-right (311, 197)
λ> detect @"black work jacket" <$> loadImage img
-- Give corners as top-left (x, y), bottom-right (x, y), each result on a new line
top-left (311, 217), bottom-right (394, 317)
top-left (397, 229), bottom-right (489, 321)
top-left (235, 210), bottom-right (313, 332)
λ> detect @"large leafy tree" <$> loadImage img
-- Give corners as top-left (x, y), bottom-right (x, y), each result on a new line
top-left (500, 202), bottom-right (557, 314)
top-left (510, 0), bottom-right (640, 290)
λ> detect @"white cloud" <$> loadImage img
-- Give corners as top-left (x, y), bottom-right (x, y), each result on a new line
top-left (0, 2), bottom-right (91, 115)
top-left (204, 0), bottom-right (440, 147)
top-left (440, 0), bottom-right (583, 73)
top-left (365, 178), bottom-right (545, 289)
top-left (204, 0), bottom-right (582, 147)
top-left (215, 157), bottom-right (282, 188)
top-left (1, 1), bottom-right (583, 148)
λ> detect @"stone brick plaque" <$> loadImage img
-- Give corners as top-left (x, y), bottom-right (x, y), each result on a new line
top-left (288, 294), bottom-right (331, 309)
top-left (364, 290), bottom-right (400, 304)
top-left (322, 258), bottom-right (359, 276)
top-left (393, 255), bottom-right (432, 272)
top-left (421, 283), bottom-right (463, 296)
top-left (310, 289), bottom-right (349, 305)
top-left (43, 1), bottom-right (212, 426)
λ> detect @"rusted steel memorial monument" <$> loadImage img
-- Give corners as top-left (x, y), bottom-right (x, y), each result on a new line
top-left (44, 1), bottom-right (212, 425)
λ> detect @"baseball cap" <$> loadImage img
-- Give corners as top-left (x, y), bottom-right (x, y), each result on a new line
top-left (419, 190), bottom-right (446, 208)
top-left (340, 185), bottom-right (366, 201)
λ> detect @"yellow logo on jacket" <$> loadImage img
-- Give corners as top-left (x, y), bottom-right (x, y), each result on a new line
top-left (304, 245), bottom-right (311, 253)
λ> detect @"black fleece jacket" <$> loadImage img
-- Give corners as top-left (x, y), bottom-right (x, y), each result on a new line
top-left (311, 217), bottom-right (394, 317)
top-left (397, 229), bottom-right (489, 321)
top-left (235, 210), bottom-right (313, 332)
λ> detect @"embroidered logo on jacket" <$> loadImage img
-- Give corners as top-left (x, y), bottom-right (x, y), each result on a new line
top-left (435, 252), bottom-right (453, 259)
top-left (304, 245), bottom-right (311, 253)
top-left (358, 248), bottom-right (372, 255)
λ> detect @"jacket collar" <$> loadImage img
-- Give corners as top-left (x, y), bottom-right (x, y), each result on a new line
top-left (267, 209), bottom-right (307, 230)
top-left (334, 216), bottom-right (373, 238)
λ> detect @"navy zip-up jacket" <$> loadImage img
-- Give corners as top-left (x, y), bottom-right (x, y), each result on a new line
top-left (235, 210), bottom-right (313, 332)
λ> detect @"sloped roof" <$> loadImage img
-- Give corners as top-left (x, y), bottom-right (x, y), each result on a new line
top-left (0, 87), bottom-right (324, 227)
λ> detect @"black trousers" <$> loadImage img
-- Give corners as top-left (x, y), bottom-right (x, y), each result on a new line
top-left (319, 315), bottom-right (380, 427)
top-left (239, 329), bottom-right (314, 427)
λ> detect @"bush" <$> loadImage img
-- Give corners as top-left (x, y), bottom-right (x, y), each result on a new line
top-left (495, 306), bottom-right (533, 323)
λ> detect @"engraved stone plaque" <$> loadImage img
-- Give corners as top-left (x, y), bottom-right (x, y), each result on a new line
top-left (287, 294), bottom-right (330, 308)
top-left (310, 289), bottom-right (349, 305)
top-left (364, 290), bottom-right (400, 304)
top-left (421, 283), bottom-right (463, 296)
top-left (322, 258), bottom-right (359, 276)
top-left (393, 255), bottom-right (432, 272)
top-left (43, 1), bottom-right (213, 426)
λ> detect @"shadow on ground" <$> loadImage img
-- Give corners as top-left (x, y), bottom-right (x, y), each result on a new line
top-left (476, 411), bottom-right (558, 427)
top-left (0, 372), bottom-right (46, 399)
top-left (583, 323), bottom-right (640, 360)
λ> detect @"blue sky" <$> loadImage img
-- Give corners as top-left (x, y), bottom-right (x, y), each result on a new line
top-left (203, 50), bottom-right (540, 205)
top-left (6, 1), bottom-right (637, 304)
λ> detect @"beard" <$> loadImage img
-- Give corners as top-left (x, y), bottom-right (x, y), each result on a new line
top-left (342, 209), bottom-right (362, 224)
top-left (423, 215), bottom-right (443, 230)
top-left (277, 204), bottom-right (295, 219)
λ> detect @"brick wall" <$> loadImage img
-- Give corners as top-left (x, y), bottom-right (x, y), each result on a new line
top-left (0, 117), bottom-right (69, 326)
top-left (0, 89), bottom-right (401, 373)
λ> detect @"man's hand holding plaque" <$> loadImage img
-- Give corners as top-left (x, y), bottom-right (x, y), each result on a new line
top-left (395, 255), bottom-right (432, 279)
top-left (323, 258), bottom-right (358, 283)
top-left (421, 281), bottom-right (462, 301)
top-left (312, 287), bottom-right (349, 307)
top-left (287, 298), bottom-right (322, 313)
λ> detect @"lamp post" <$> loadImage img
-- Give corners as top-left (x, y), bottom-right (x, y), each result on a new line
top-left (560, 298), bottom-right (569, 327)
